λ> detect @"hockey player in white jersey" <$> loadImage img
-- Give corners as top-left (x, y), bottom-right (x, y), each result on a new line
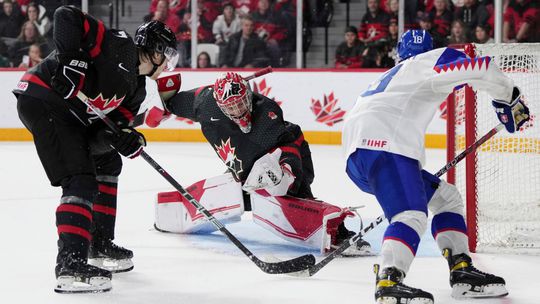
top-left (342, 30), bottom-right (530, 303)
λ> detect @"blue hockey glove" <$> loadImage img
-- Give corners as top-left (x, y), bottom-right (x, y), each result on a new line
top-left (492, 87), bottom-right (530, 133)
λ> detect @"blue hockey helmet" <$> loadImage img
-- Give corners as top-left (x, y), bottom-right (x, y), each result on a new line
top-left (397, 30), bottom-right (433, 61)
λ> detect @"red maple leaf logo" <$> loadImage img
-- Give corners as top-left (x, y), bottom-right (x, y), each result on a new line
top-left (252, 79), bottom-right (282, 106)
top-left (310, 92), bottom-right (346, 126)
top-left (87, 93), bottom-right (125, 114)
top-left (214, 138), bottom-right (243, 180)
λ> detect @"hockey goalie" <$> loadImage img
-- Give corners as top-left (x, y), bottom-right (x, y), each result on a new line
top-left (146, 72), bottom-right (371, 255)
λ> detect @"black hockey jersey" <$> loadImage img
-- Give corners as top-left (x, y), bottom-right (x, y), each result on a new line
top-left (168, 86), bottom-right (314, 198)
top-left (12, 6), bottom-right (146, 127)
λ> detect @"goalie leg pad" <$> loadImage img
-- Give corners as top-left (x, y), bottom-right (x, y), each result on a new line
top-left (250, 193), bottom-right (354, 253)
top-left (155, 173), bottom-right (244, 233)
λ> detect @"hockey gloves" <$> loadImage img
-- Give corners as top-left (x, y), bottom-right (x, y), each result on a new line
top-left (492, 87), bottom-right (530, 133)
top-left (243, 149), bottom-right (295, 197)
top-left (108, 127), bottom-right (146, 159)
top-left (51, 53), bottom-right (89, 99)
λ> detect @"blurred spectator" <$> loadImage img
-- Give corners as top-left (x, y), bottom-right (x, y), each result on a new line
top-left (335, 26), bottom-right (364, 69)
top-left (0, 40), bottom-right (11, 67)
top-left (447, 19), bottom-right (468, 44)
top-left (454, 0), bottom-right (489, 39)
top-left (229, 0), bottom-right (258, 18)
top-left (197, 51), bottom-right (215, 68)
top-left (196, 0), bottom-right (221, 43)
top-left (149, 0), bottom-right (189, 16)
top-left (18, 42), bottom-right (41, 68)
top-left (220, 15), bottom-right (269, 68)
top-left (386, 18), bottom-right (399, 61)
top-left (8, 20), bottom-right (48, 66)
top-left (213, 3), bottom-right (241, 45)
top-left (362, 43), bottom-right (394, 68)
top-left (385, 0), bottom-right (418, 29)
top-left (144, 0), bottom-right (182, 33)
top-left (503, 0), bottom-right (540, 42)
top-left (418, 12), bottom-right (447, 48)
top-left (0, 0), bottom-right (24, 38)
top-left (252, 0), bottom-right (289, 67)
top-left (429, 0), bottom-right (453, 38)
top-left (359, 0), bottom-right (391, 44)
top-left (26, 3), bottom-right (51, 37)
top-left (475, 24), bottom-right (494, 43)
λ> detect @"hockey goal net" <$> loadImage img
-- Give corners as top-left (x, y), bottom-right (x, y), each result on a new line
top-left (446, 43), bottom-right (540, 254)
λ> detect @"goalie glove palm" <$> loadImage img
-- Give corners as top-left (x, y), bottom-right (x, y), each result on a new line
top-left (243, 148), bottom-right (295, 196)
top-left (492, 87), bottom-right (530, 133)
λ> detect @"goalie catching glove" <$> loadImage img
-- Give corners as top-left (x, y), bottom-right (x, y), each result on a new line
top-left (492, 87), bottom-right (530, 133)
top-left (107, 127), bottom-right (146, 158)
top-left (243, 148), bottom-right (295, 196)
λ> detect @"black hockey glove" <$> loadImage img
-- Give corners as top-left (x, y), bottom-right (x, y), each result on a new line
top-left (108, 127), bottom-right (147, 159)
top-left (51, 52), bottom-right (89, 99)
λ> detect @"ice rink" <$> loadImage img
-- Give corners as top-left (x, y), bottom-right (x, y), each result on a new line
top-left (1, 142), bottom-right (537, 304)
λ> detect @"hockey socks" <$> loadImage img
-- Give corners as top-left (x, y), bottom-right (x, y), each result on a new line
top-left (89, 177), bottom-right (134, 273)
top-left (55, 196), bottom-right (112, 293)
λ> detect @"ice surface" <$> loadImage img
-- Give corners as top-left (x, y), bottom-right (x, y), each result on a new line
top-left (0, 142), bottom-right (536, 303)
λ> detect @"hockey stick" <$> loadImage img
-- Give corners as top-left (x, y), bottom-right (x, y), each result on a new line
top-left (244, 66), bottom-right (273, 81)
top-left (76, 90), bottom-right (315, 274)
top-left (291, 123), bottom-right (505, 277)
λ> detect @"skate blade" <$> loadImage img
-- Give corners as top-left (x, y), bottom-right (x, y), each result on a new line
top-left (451, 283), bottom-right (509, 299)
top-left (376, 296), bottom-right (433, 304)
top-left (89, 257), bottom-right (134, 273)
top-left (54, 276), bottom-right (112, 293)
top-left (336, 245), bottom-right (376, 257)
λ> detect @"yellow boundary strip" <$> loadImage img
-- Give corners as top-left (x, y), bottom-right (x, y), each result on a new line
top-left (0, 128), bottom-right (448, 148)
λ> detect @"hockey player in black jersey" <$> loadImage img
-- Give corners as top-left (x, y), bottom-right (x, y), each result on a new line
top-left (147, 72), bottom-right (372, 255)
top-left (13, 6), bottom-right (178, 293)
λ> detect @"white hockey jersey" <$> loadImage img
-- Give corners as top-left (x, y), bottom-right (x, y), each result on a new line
top-left (342, 47), bottom-right (514, 165)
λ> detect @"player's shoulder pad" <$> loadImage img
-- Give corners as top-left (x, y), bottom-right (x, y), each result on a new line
top-left (434, 48), bottom-right (467, 66)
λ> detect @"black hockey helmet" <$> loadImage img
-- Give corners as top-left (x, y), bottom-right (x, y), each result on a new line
top-left (135, 20), bottom-right (178, 73)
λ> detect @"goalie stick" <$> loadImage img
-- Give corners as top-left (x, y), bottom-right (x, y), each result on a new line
top-left (291, 122), bottom-right (505, 277)
top-left (76, 88), bottom-right (315, 275)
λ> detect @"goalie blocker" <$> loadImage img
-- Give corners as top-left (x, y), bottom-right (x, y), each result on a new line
top-left (154, 173), bottom-right (354, 253)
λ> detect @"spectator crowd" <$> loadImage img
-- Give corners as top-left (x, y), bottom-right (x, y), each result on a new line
top-left (0, 0), bottom-right (538, 70)
top-left (335, 0), bottom-right (539, 69)
top-left (0, 0), bottom-right (82, 68)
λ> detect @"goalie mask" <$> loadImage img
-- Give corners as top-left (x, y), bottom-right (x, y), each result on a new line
top-left (213, 72), bottom-right (253, 133)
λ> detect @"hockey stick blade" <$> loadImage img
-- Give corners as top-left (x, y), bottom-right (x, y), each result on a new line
top-left (252, 253), bottom-right (316, 274)
top-left (288, 216), bottom-right (385, 277)
top-left (76, 91), bottom-right (314, 275)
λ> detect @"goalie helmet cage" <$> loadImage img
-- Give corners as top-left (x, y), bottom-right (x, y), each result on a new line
top-left (446, 43), bottom-right (540, 254)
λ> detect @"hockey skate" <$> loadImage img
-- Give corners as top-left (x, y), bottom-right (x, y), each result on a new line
top-left (374, 264), bottom-right (434, 304)
top-left (331, 223), bottom-right (373, 257)
top-left (443, 248), bottom-right (508, 299)
top-left (89, 238), bottom-right (134, 273)
top-left (55, 252), bottom-right (112, 293)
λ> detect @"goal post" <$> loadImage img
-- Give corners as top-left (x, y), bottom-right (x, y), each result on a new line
top-left (446, 43), bottom-right (540, 254)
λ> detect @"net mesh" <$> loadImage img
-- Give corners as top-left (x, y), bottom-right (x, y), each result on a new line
top-left (453, 43), bottom-right (540, 254)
